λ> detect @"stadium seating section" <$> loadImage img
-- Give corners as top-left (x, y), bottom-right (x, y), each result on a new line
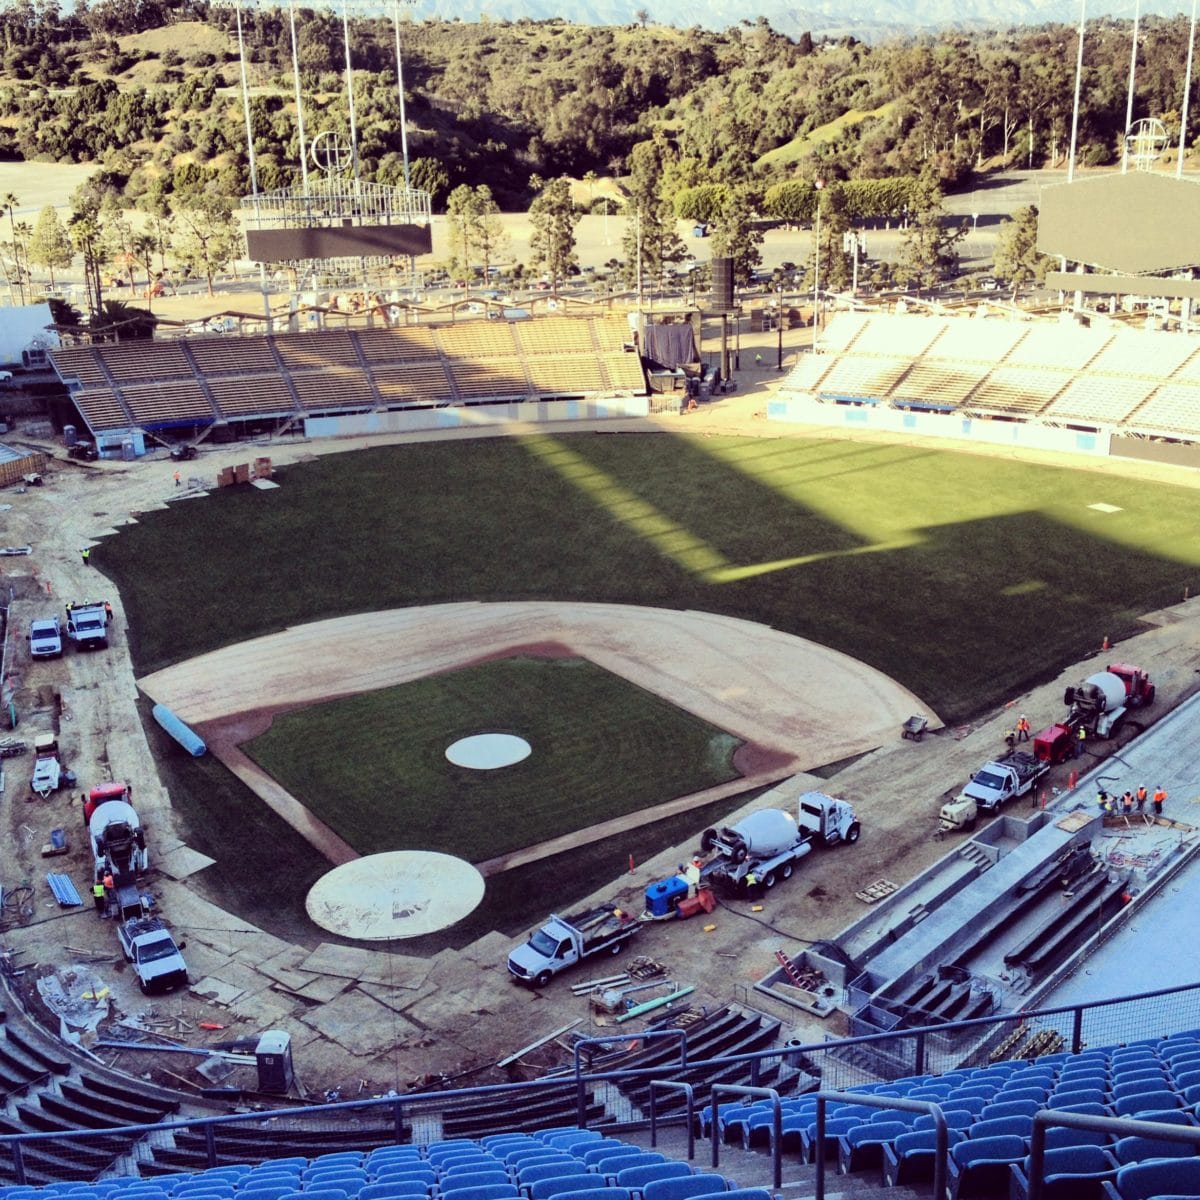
top-left (0, 983), bottom-right (1195, 1200)
top-left (782, 312), bottom-right (1200, 438)
top-left (48, 318), bottom-right (647, 439)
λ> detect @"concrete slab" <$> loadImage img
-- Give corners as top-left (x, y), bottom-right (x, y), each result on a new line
top-left (255, 945), bottom-right (318, 991)
top-left (157, 844), bottom-right (216, 880)
top-left (190, 976), bottom-right (247, 1006)
top-left (230, 930), bottom-right (296, 964)
top-left (227, 988), bottom-right (296, 1028)
top-left (299, 989), bottom-right (417, 1056)
top-left (261, 1014), bottom-right (325, 1050)
top-left (206, 957), bottom-right (277, 997)
top-left (174, 942), bottom-right (236, 980)
top-left (290, 975), bottom-right (353, 1004)
top-left (456, 930), bottom-right (515, 966)
top-left (297, 943), bottom-right (397, 985)
top-left (358, 979), bottom-right (440, 1013)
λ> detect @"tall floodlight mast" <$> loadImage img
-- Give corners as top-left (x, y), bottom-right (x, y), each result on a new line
top-left (392, 0), bottom-right (417, 191)
top-left (342, 0), bottom-right (362, 188)
top-left (1067, 0), bottom-right (1086, 183)
top-left (1122, 0), bottom-right (1141, 173)
top-left (1179, 0), bottom-right (1199, 179)
top-left (287, 0), bottom-right (310, 195)
top-left (213, 0), bottom-right (260, 199)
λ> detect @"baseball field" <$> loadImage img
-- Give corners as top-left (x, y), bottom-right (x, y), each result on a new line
top-left (107, 431), bottom-right (1200, 945)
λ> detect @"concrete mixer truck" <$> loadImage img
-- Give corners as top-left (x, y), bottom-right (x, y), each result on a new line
top-left (1063, 663), bottom-right (1155, 739)
top-left (89, 795), bottom-right (149, 921)
top-left (699, 791), bottom-right (860, 893)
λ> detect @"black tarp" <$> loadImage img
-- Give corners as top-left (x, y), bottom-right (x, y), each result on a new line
top-left (642, 323), bottom-right (698, 369)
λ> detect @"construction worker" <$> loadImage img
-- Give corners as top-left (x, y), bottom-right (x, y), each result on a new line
top-left (1016, 715), bottom-right (1031, 742)
top-left (1153, 785), bottom-right (1167, 816)
top-left (1076, 725), bottom-right (1087, 758)
top-left (103, 600), bottom-right (113, 624)
top-left (91, 878), bottom-right (106, 915)
top-left (1004, 727), bottom-right (1017, 748)
top-left (1097, 788), bottom-right (1110, 812)
top-left (1136, 785), bottom-right (1148, 812)
top-left (1121, 790), bottom-right (1134, 815)
top-left (80, 546), bottom-right (90, 566)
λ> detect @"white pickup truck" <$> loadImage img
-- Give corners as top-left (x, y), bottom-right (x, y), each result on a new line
top-left (508, 904), bottom-right (640, 988)
top-left (117, 917), bottom-right (188, 994)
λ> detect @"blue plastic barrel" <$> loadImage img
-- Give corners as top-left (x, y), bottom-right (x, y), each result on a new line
top-left (151, 703), bottom-right (207, 757)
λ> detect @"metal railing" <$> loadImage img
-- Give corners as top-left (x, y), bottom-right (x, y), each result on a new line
top-left (0, 979), bottom-right (1198, 1180)
top-left (707, 1086), bottom-right (782, 1189)
top-left (812, 1090), bottom-right (948, 1200)
top-left (1027, 1110), bottom-right (1200, 1200)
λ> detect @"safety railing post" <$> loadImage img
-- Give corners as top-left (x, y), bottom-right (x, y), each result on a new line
top-left (647, 1080), bottom-right (695, 1159)
top-left (708, 1084), bottom-right (781, 1189)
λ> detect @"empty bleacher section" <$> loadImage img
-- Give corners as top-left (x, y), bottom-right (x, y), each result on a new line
top-left (49, 317), bottom-right (646, 445)
top-left (1, 1001), bottom-right (1199, 1200)
top-left (777, 313), bottom-right (1200, 449)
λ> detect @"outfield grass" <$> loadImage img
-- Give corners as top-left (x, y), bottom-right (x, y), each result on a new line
top-left (242, 657), bottom-right (742, 861)
top-left (117, 431), bottom-right (1200, 943)
top-left (107, 433), bottom-right (1200, 723)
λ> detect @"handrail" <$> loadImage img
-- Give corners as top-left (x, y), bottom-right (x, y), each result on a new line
top-left (1027, 1109), bottom-right (1200, 1200)
top-left (813, 1089), bottom-right (947, 1200)
top-left (648, 1080), bottom-right (694, 1160)
top-left (708, 1085), bottom-right (781, 1189)
top-left (572, 1029), bottom-right (688, 1125)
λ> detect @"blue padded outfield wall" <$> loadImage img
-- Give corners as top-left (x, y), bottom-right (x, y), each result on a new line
top-left (768, 395), bottom-right (1110, 460)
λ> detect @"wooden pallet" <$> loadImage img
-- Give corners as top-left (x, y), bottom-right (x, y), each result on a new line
top-left (855, 878), bottom-right (897, 904)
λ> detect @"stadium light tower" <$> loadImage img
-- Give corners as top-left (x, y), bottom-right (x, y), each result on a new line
top-left (1121, 0), bottom-right (1141, 173)
top-left (1178, 0), bottom-right (1198, 179)
top-left (1067, 0), bottom-right (1086, 183)
top-left (287, 0), bottom-right (310, 195)
top-left (342, 0), bottom-right (362, 187)
top-left (213, 0), bottom-right (260, 199)
top-left (392, 0), bottom-right (418, 191)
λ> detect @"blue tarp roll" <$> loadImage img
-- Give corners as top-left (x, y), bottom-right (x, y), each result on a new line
top-left (152, 703), bottom-right (207, 757)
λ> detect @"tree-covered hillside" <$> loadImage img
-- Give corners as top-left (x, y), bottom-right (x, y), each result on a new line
top-left (2, 0), bottom-right (1199, 211)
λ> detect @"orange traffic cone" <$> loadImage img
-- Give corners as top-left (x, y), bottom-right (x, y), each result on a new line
top-left (1102, 635), bottom-right (1110, 651)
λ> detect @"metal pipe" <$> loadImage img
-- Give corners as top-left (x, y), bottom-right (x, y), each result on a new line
top-left (1122, 0), bottom-right (1140, 173)
top-left (235, 2), bottom-right (259, 198)
top-left (615, 985), bottom-right (694, 1023)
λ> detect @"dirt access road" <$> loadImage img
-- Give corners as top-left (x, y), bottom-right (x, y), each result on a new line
top-left (4, 399), bottom-right (1200, 1097)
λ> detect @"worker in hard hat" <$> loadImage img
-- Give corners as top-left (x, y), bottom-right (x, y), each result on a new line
top-left (1016, 715), bottom-right (1031, 742)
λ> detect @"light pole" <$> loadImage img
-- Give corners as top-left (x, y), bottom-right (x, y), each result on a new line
top-left (843, 230), bottom-right (867, 295)
top-left (391, 0), bottom-right (417, 190)
top-left (776, 281), bottom-right (784, 370)
top-left (813, 178), bottom-right (824, 350)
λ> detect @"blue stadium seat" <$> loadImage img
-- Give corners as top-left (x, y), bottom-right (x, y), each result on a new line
top-left (836, 1120), bottom-right (910, 1173)
top-left (967, 1115), bottom-right (1034, 1141)
top-left (578, 1146), bottom-right (640, 1169)
top-left (1112, 1089), bottom-right (1182, 1117)
top-left (1044, 1125), bottom-right (1112, 1151)
top-left (612, 1163), bottom-right (692, 1197)
top-left (526, 1175), bottom-right (600, 1200)
top-left (1009, 1145), bottom-right (1117, 1200)
top-left (367, 1169), bottom-right (437, 1187)
top-left (978, 1100), bottom-right (1042, 1123)
top-left (439, 1173), bottom-right (511, 1190)
top-left (597, 1154), bottom-right (667, 1184)
top-left (481, 1137), bottom-right (538, 1154)
top-left (507, 1152), bottom-right (578, 1172)
top-left (309, 1156), bottom-right (366, 1173)
top-left (995, 1086), bottom-right (1049, 1105)
top-left (1104, 1156), bottom-right (1200, 1200)
top-left (357, 1182), bottom-right (432, 1200)
top-left (1110, 1073), bottom-right (1171, 1098)
top-left (639, 1176), bottom-right (730, 1200)
top-left (540, 1134), bottom-right (604, 1154)
top-left (436, 1185), bottom-right (519, 1200)
top-left (236, 1186), bottom-right (296, 1200)
top-left (881, 1128), bottom-right (966, 1188)
top-left (947, 1084), bottom-right (1000, 1103)
top-left (518, 1162), bottom-right (593, 1187)
top-left (940, 1095), bottom-right (987, 1116)
top-left (1048, 1088), bottom-right (1108, 1108)
top-left (549, 1188), bottom-right (633, 1200)
top-left (797, 1116), bottom-right (860, 1164)
top-left (947, 1135), bottom-right (1027, 1200)
top-left (1111, 1133), bottom-right (1199, 1164)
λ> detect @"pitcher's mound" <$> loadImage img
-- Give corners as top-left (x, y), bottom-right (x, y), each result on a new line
top-left (306, 851), bottom-right (485, 939)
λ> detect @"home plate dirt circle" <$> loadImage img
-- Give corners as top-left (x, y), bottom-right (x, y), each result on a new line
top-left (306, 851), bottom-right (486, 939)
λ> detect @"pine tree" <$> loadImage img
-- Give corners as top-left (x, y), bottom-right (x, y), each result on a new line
top-left (528, 177), bottom-right (579, 296)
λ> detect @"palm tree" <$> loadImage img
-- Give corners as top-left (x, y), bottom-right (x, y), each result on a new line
top-left (2, 193), bottom-right (24, 304)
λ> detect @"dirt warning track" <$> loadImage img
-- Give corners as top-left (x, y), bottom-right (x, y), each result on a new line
top-left (138, 601), bottom-right (939, 866)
